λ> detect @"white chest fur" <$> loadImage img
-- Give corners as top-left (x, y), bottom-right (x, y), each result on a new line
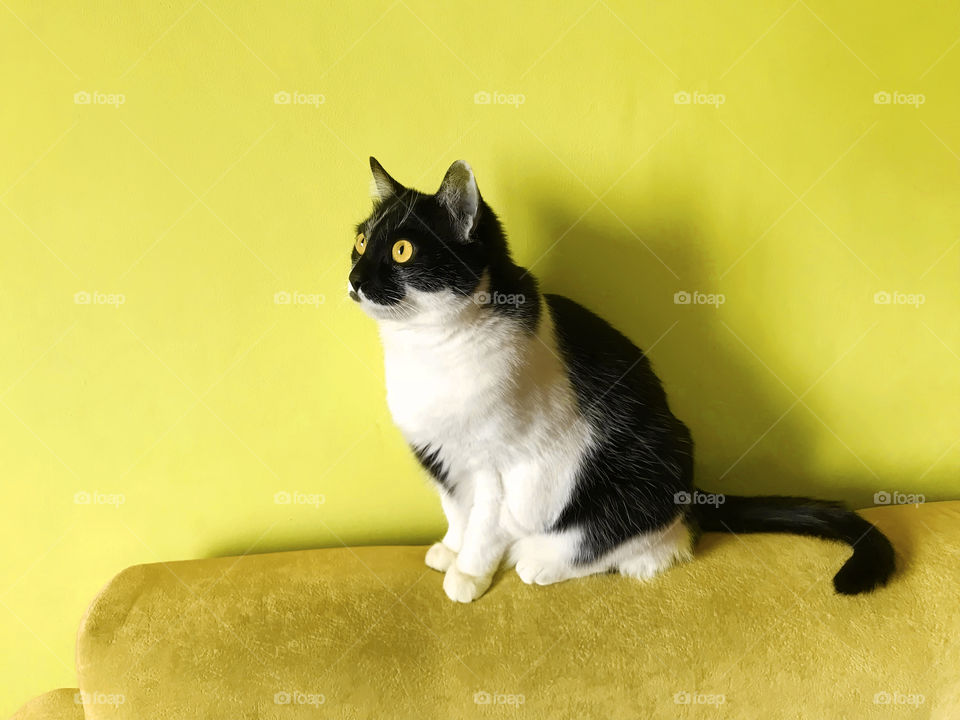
top-left (377, 301), bottom-right (594, 533)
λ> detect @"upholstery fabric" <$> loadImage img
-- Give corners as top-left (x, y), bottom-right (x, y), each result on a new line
top-left (15, 502), bottom-right (960, 719)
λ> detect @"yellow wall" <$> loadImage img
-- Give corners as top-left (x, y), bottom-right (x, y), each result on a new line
top-left (2, 0), bottom-right (959, 712)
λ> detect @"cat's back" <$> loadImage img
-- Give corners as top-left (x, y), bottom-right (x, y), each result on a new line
top-left (544, 292), bottom-right (671, 415)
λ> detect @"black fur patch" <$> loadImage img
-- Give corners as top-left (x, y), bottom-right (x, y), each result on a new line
top-left (546, 293), bottom-right (694, 563)
top-left (411, 444), bottom-right (450, 491)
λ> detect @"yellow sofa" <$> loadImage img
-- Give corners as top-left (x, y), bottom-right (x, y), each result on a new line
top-left (11, 502), bottom-right (960, 719)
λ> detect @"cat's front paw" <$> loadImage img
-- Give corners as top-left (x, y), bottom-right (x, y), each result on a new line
top-left (442, 565), bottom-right (491, 603)
top-left (425, 542), bottom-right (457, 572)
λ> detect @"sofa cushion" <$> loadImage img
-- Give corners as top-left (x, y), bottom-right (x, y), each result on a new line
top-left (76, 502), bottom-right (960, 719)
top-left (9, 690), bottom-right (84, 720)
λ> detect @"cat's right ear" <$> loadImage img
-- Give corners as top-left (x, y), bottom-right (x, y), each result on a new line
top-left (369, 157), bottom-right (404, 200)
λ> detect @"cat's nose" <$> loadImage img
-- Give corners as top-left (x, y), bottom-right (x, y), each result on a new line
top-left (348, 270), bottom-right (364, 301)
top-left (348, 267), bottom-right (365, 294)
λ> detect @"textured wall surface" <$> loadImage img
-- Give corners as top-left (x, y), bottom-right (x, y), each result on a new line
top-left (1, 0), bottom-right (959, 712)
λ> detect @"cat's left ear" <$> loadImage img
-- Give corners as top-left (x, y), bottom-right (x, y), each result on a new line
top-left (436, 160), bottom-right (480, 241)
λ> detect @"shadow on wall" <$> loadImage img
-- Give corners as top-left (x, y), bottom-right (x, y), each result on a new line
top-left (209, 161), bottom-right (885, 558)
top-left (518, 160), bottom-right (879, 507)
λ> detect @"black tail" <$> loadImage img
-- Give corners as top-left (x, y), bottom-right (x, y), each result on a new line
top-left (692, 491), bottom-right (895, 595)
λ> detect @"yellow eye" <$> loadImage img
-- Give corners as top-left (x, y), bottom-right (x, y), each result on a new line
top-left (354, 233), bottom-right (366, 255)
top-left (392, 239), bottom-right (413, 263)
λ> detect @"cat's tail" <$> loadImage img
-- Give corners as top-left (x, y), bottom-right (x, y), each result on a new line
top-left (691, 491), bottom-right (895, 595)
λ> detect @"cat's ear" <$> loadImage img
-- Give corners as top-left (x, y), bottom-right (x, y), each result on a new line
top-left (436, 160), bottom-right (480, 241)
top-left (369, 157), bottom-right (404, 200)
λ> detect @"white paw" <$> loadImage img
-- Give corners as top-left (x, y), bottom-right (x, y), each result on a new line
top-left (442, 565), bottom-right (491, 603)
top-left (425, 542), bottom-right (457, 572)
top-left (617, 555), bottom-right (663, 580)
top-left (515, 559), bottom-right (571, 586)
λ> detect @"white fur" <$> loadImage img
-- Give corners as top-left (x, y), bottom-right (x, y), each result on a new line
top-left (359, 284), bottom-right (691, 602)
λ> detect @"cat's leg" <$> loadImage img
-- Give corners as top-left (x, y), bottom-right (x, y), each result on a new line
top-left (510, 531), bottom-right (611, 586)
top-left (616, 517), bottom-right (694, 580)
top-left (425, 490), bottom-right (465, 573)
top-left (443, 472), bottom-right (509, 603)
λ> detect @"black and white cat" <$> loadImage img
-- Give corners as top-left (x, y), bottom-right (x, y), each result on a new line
top-left (348, 158), bottom-right (895, 603)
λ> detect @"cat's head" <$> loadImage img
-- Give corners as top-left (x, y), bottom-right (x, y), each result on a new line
top-left (348, 158), bottom-right (507, 322)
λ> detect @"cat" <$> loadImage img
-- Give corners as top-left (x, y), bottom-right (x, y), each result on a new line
top-left (347, 157), bottom-right (895, 603)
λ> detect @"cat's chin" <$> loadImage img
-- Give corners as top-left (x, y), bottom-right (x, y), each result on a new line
top-left (353, 297), bottom-right (414, 322)
top-left (355, 287), bottom-right (477, 325)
